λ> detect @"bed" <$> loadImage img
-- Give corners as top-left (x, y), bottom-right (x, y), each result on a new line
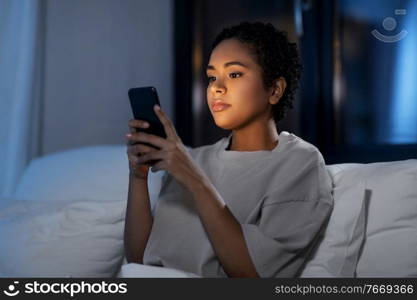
top-left (0, 145), bottom-right (416, 277)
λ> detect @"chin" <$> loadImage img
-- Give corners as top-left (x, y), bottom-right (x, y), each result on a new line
top-left (213, 119), bottom-right (235, 130)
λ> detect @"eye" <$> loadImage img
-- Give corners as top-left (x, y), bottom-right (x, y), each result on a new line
top-left (229, 72), bottom-right (242, 78)
top-left (207, 75), bottom-right (216, 83)
top-left (206, 72), bottom-right (242, 84)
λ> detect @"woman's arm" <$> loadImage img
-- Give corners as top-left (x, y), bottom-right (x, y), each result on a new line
top-left (128, 106), bottom-right (259, 276)
top-left (123, 173), bottom-right (153, 264)
top-left (186, 179), bottom-right (260, 278)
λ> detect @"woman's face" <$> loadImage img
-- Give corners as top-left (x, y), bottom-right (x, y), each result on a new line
top-left (206, 38), bottom-right (273, 130)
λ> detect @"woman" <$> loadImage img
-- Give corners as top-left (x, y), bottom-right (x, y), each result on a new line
top-left (123, 22), bottom-right (333, 278)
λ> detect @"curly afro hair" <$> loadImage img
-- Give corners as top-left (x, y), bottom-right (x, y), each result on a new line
top-left (210, 21), bottom-right (303, 124)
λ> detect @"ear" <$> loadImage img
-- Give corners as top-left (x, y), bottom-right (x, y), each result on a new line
top-left (269, 77), bottom-right (287, 105)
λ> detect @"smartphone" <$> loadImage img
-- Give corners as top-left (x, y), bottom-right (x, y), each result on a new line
top-left (128, 86), bottom-right (166, 164)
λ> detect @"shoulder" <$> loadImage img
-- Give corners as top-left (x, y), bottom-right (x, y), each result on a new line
top-left (284, 133), bottom-right (333, 201)
top-left (279, 132), bottom-right (325, 166)
top-left (265, 133), bottom-right (332, 205)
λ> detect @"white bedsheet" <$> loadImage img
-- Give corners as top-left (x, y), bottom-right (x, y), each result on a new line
top-left (0, 197), bottom-right (125, 277)
top-left (117, 263), bottom-right (201, 278)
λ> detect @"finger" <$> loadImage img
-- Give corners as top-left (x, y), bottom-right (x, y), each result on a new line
top-left (125, 134), bottom-right (137, 146)
top-left (128, 119), bottom-right (150, 129)
top-left (137, 150), bottom-right (165, 165)
top-left (153, 105), bottom-right (178, 140)
top-left (125, 131), bottom-right (149, 146)
top-left (150, 161), bottom-right (164, 172)
top-left (128, 119), bottom-right (149, 136)
top-left (132, 144), bottom-right (157, 155)
top-left (129, 152), bottom-right (151, 166)
top-left (128, 131), bottom-right (168, 149)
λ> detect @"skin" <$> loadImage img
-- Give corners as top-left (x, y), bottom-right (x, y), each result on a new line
top-left (206, 38), bottom-right (286, 151)
top-left (125, 38), bottom-right (287, 277)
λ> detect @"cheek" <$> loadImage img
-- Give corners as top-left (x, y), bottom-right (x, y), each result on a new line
top-left (232, 79), bottom-right (268, 110)
top-left (206, 77), bottom-right (268, 118)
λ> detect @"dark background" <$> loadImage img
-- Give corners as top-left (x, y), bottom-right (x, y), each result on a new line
top-left (174, 0), bottom-right (417, 164)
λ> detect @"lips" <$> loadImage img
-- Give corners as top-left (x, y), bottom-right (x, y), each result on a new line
top-left (211, 100), bottom-right (231, 112)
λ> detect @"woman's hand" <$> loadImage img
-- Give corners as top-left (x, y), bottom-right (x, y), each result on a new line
top-left (126, 119), bottom-right (159, 180)
top-left (126, 105), bottom-right (207, 190)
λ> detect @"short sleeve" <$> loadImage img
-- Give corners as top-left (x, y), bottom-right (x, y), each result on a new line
top-left (151, 171), bottom-right (171, 217)
top-left (240, 154), bottom-right (334, 278)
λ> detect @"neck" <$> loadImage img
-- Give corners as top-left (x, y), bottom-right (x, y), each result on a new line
top-left (227, 119), bottom-right (279, 151)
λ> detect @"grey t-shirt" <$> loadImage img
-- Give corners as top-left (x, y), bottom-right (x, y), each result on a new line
top-left (143, 131), bottom-right (334, 277)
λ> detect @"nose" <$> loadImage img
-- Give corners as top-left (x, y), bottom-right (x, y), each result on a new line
top-left (210, 79), bottom-right (226, 96)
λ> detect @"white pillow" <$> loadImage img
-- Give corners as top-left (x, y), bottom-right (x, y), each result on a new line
top-left (13, 145), bottom-right (165, 212)
top-left (14, 145), bottom-right (129, 203)
top-left (301, 159), bottom-right (417, 278)
top-left (300, 178), bottom-right (368, 277)
top-left (353, 160), bottom-right (417, 277)
top-left (0, 198), bottom-right (125, 277)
